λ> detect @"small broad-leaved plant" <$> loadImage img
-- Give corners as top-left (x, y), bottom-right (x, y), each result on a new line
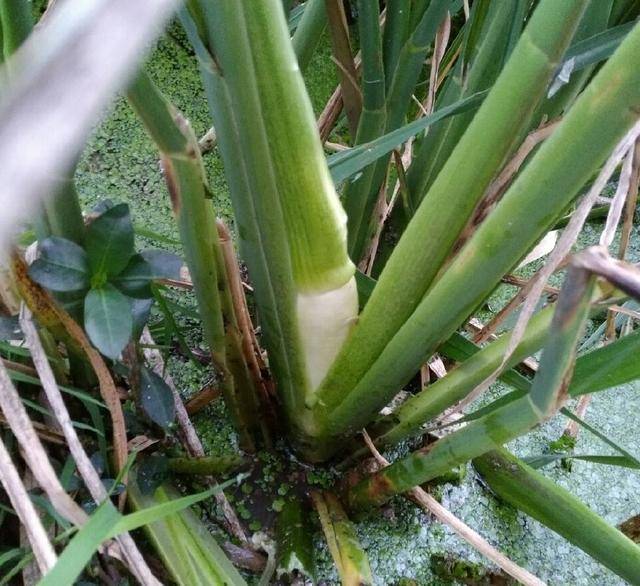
top-left (28, 201), bottom-right (181, 360)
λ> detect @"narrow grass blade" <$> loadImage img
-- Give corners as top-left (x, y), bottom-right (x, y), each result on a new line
top-left (127, 482), bottom-right (246, 586)
top-left (328, 91), bottom-right (486, 184)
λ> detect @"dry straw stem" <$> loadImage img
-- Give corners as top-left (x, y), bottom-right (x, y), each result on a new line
top-left (618, 139), bottom-right (640, 258)
top-left (20, 307), bottom-right (160, 585)
top-left (0, 434), bottom-right (57, 573)
top-left (362, 432), bottom-right (546, 586)
top-left (457, 118), bottom-right (561, 251)
top-left (423, 11), bottom-right (451, 116)
top-left (0, 356), bottom-right (86, 525)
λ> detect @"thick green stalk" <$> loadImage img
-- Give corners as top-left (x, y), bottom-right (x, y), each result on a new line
top-left (381, 0), bottom-right (411, 86)
top-left (291, 0), bottom-right (327, 73)
top-left (474, 448), bottom-right (640, 584)
top-left (345, 0), bottom-right (450, 260)
top-left (127, 71), bottom-right (263, 449)
top-left (314, 0), bottom-right (589, 442)
top-left (370, 304), bottom-right (553, 450)
top-left (181, 9), bottom-right (307, 427)
top-left (356, 0), bottom-right (385, 127)
top-left (0, 0), bottom-right (31, 60)
top-left (184, 1), bottom-right (357, 442)
top-left (405, 0), bottom-right (522, 215)
top-left (347, 266), bottom-right (595, 510)
top-left (538, 0), bottom-right (614, 120)
top-left (326, 19), bottom-right (640, 440)
top-left (339, 0), bottom-right (387, 254)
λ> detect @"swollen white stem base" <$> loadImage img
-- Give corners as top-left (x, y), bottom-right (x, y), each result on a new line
top-left (296, 276), bottom-right (358, 392)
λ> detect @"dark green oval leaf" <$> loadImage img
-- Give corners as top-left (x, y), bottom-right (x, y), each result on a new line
top-left (140, 249), bottom-right (182, 280)
top-left (84, 284), bottom-right (132, 359)
top-left (28, 236), bottom-right (89, 292)
top-left (139, 365), bottom-right (175, 429)
top-left (113, 251), bottom-right (182, 298)
top-left (85, 203), bottom-right (135, 279)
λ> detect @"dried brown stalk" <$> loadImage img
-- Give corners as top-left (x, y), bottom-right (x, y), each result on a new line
top-left (0, 434), bottom-right (57, 573)
top-left (618, 139), bottom-right (640, 258)
top-left (457, 122), bottom-right (640, 416)
top-left (325, 0), bottom-right (362, 137)
top-left (216, 220), bottom-right (268, 391)
top-left (423, 12), bottom-right (451, 116)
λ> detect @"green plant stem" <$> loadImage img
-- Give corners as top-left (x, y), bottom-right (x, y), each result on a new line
top-left (345, 0), bottom-right (450, 260)
top-left (381, 0), bottom-right (411, 86)
top-left (369, 304), bottom-right (553, 450)
top-left (314, 0), bottom-right (589, 446)
top-left (347, 265), bottom-right (595, 510)
top-left (291, 0), bottom-right (327, 73)
top-left (183, 0), bottom-right (357, 447)
top-left (473, 448), bottom-right (640, 584)
top-left (127, 71), bottom-right (262, 449)
top-left (0, 0), bottom-right (31, 60)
